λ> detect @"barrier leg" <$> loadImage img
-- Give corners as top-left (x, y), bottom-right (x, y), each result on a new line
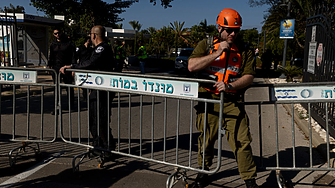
top-left (72, 151), bottom-right (89, 172)
top-left (8, 142), bottom-right (41, 167)
top-left (72, 148), bottom-right (115, 172)
top-left (276, 170), bottom-right (293, 188)
top-left (166, 167), bottom-right (189, 188)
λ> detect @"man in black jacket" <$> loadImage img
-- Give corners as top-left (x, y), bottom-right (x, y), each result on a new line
top-left (76, 36), bottom-right (93, 63)
top-left (76, 36), bottom-right (93, 100)
top-left (48, 28), bottom-right (76, 114)
top-left (60, 25), bottom-right (116, 151)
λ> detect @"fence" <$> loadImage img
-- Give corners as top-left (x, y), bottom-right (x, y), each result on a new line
top-left (58, 69), bottom-right (225, 187)
top-left (1, 66), bottom-right (335, 187)
top-left (303, 2), bottom-right (335, 137)
top-left (245, 82), bottom-right (335, 188)
top-left (0, 67), bottom-right (57, 167)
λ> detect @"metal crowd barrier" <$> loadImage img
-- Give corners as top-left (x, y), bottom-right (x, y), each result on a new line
top-left (0, 67), bottom-right (57, 167)
top-left (58, 69), bottom-right (225, 188)
top-left (244, 82), bottom-right (335, 188)
top-left (3, 66), bottom-right (333, 187)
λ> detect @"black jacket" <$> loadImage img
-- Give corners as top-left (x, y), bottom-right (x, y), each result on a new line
top-left (72, 41), bottom-right (115, 72)
top-left (76, 44), bottom-right (93, 63)
top-left (49, 39), bottom-right (76, 68)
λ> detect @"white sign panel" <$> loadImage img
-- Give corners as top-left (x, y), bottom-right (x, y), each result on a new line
top-left (311, 25), bottom-right (316, 42)
top-left (0, 69), bottom-right (37, 83)
top-left (272, 85), bottom-right (335, 101)
top-left (307, 42), bottom-right (317, 74)
top-left (75, 73), bottom-right (199, 98)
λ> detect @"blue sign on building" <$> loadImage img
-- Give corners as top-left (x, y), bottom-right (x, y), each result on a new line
top-left (280, 19), bottom-right (295, 39)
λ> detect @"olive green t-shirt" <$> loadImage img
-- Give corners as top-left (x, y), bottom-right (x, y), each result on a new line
top-left (189, 39), bottom-right (256, 76)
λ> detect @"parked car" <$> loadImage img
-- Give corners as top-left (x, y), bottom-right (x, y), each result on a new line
top-left (174, 48), bottom-right (194, 72)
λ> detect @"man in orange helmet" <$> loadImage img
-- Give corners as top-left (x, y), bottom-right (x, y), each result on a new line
top-left (188, 8), bottom-right (258, 188)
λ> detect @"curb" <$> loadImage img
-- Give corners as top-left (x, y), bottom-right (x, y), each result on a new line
top-left (282, 104), bottom-right (328, 158)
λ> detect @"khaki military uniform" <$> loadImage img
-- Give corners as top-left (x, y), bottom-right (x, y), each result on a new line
top-left (189, 38), bottom-right (257, 180)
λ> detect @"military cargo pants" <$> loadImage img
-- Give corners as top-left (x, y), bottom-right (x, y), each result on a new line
top-left (195, 88), bottom-right (257, 180)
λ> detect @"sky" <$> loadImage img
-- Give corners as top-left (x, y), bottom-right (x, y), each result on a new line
top-left (4, 0), bottom-right (270, 32)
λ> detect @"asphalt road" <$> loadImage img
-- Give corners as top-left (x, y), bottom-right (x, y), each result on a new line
top-left (0, 67), bottom-right (335, 188)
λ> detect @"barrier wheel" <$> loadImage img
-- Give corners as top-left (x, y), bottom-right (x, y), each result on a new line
top-left (283, 181), bottom-right (293, 188)
top-left (182, 178), bottom-right (189, 188)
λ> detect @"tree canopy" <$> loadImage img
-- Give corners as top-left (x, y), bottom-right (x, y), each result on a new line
top-left (30, 0), bottom-right (175, 26)
top-left (248, 0), bottom-right (323, 58)
top-left (0, 3), bottom-right (25, 13)
top-left (29, 0), bottom-right (175, 46)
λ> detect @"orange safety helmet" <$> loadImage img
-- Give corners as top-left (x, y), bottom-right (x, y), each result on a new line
top-left (216, 8), bottom-right (242, 28)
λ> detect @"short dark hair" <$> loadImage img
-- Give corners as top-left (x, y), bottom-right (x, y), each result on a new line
top-left (53, 27), bottom-right (62, 32)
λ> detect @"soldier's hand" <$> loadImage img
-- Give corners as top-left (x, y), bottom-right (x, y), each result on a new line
top-left (217, 41), bottom-right (230, 55)
top-left (213, 81), bottom-right (229, 92)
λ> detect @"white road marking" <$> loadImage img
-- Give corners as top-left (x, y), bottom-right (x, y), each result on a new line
top-left (0, 151), bottom-right (64, 188)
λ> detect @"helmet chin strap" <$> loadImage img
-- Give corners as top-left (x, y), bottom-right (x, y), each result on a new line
top-left (219, 30), bottom-right (224, 41)
top-left (217, 25), bottom-right (224, 41)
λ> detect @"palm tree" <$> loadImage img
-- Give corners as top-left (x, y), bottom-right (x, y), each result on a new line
top-left (146, 27), bottom-right (157, 54)
top-left (170, 21), bottom-right (185, 56)
top-left (147, 27), bottom-right (157, 35)
top-left (199, 19), bottom-right (208, 34)
top-left (129, 20), bottom-right (142, 54)
top-left (114, 23), bottom-right (123, 29)
top-left (152, 26), bottom-right (174, 57)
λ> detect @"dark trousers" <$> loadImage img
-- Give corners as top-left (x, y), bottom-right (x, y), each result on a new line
top-left (89, 90), bottom-right (115, 150)
top-left (51, 66), bottom-right (74, 108)
top-left (115, 58), bottom-right (125, 72)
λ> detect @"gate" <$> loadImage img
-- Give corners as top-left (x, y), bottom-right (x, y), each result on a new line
top-left (303, 2), bottom-right (335, 136)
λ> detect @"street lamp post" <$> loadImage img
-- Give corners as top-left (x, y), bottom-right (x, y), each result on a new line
top-left (282, 0), bottom-right (291, 68)
top-left (279, 0), bottom-right (291, 79)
